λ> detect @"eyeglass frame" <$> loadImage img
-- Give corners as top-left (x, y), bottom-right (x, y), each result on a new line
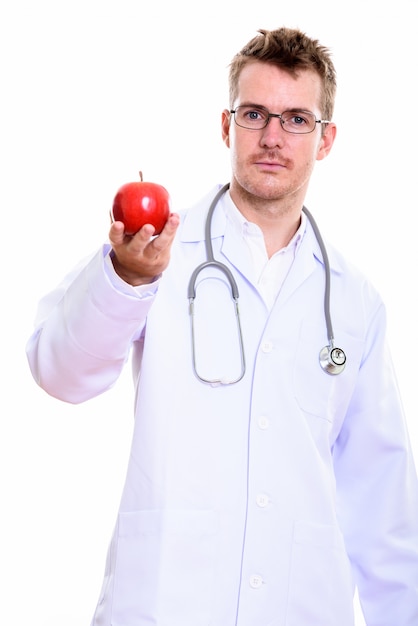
top-left (229, 104), bottom-right (331, 135)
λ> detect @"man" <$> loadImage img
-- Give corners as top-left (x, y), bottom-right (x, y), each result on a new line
top-left (26, 27), bottom-right (418, 625)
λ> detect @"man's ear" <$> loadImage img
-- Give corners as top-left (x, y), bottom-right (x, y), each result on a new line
top-left (316, 122), bottom-right (337, 161)
top-left (221, 109), bottom-right (231, 147)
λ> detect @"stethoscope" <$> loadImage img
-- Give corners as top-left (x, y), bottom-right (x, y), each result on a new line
top-left (187, 183), bottom-right (346, 385)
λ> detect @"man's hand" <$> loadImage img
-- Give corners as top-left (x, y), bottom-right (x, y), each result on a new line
top-left (109, 213), bottom-right (180, 286)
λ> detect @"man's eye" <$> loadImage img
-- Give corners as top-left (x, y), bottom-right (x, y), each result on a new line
top-left (283, 111), bottom-right (316, 128)
top-left (291, 115), bottom-right (307, 125)
top-left (246, 110), bottom-right (263, 120)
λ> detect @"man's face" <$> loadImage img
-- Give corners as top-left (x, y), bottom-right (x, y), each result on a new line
top-left (222, 61), bottom-right (336, 207)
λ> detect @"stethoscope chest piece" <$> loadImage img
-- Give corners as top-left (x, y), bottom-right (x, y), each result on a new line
top-left (319, 345), bottom-right (347, 375)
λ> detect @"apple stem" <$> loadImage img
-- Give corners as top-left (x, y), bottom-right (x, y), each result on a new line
top-left (139, 170), bottom-right (143, 182)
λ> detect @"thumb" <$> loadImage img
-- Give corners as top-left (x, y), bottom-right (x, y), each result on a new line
top-left (109, 220), bottom-right (126, 246)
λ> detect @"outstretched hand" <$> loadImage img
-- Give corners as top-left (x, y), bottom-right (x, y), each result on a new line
top-left (109, 213), bottom-right (180, 286)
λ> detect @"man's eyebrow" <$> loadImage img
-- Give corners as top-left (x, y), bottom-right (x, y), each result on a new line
top-left (235, 102), bottom-right (315, 114)
top-left (235, 102), bottom-right (267, 108)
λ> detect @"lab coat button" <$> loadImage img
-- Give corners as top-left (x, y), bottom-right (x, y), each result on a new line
top-left (261, 341), bottom-right (273, 353)
top-left (258, 416), bottom-right (270, 429)
top-left (249, 574), bottom-right (263, 589)
top-left (256, 494), bottom-right (270, 508)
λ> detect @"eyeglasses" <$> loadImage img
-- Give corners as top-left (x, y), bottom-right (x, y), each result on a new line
top-left (230, 105), bottom-right (330, 134)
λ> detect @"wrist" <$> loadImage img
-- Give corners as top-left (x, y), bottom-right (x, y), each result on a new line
top-left (110, 251), bottom-right (156, 287)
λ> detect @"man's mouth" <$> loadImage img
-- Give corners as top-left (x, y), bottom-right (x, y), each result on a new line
top-left (255, 160), bottom-right (286, 170)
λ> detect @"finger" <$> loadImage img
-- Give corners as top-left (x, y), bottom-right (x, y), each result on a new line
top-left (109, 221), bottom-right (126, 246)
top-left (135, 223), bottom-right (157, 240)
top-left (165, 212), bottom-right (181, 233)
top-left (128, 214), bottom-right (179, 248)
top-left (148, 214), bottom-right (180, 252)
top-left (154, 213), bottom-right (180, 242)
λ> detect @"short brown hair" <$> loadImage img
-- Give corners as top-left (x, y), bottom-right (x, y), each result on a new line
top-left (229, 27), bottom-right (337, 121)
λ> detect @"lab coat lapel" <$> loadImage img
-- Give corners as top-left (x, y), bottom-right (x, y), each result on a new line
top-left (180, 187), bottom-right (332, 304)
top-left (222, 217), bottom-right (323, 306)
top-left (180, 185), bottom-right (254, 282)
top-left (220, 218), bottom-right (254, 284)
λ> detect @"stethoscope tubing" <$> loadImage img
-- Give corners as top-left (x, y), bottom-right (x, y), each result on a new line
top-left (187, 183), bottom-right (346, 382)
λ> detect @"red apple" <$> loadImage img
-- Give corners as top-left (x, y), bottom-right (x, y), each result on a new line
top-left (111, 171), bottom-right (171, 235)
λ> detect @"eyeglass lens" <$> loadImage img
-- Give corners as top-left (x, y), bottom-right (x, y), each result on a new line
top-left (233, 106), bottom-right (317, 134)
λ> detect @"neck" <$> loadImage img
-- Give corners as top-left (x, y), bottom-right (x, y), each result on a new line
top-left (229, 187), bottom-right (303, 258)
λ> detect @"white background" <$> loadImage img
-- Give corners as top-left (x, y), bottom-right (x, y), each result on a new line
top-left (1, 1), bottom-right (417, 624)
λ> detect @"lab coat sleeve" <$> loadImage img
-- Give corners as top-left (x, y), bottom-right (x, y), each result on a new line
top-left (333, 300), bottom-right (418, 625)
top-left (26, 245), bottom-right (157, 404)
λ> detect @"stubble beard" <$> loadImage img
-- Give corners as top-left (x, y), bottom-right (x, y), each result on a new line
top-left (232, 172), bottom-right (300, 218)
top-left (231, 156), bottom-right (313, 218)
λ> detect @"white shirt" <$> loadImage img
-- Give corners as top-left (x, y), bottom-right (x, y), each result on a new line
top-left (223, 191), bottom-right (306, 309)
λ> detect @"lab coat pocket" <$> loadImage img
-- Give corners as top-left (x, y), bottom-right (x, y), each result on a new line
top-left (111, 509), bottom-right (218, 626)
top-left (293, 322), bottom-right (363, 423)
top-left (286, 520), bottom-right (354, 626)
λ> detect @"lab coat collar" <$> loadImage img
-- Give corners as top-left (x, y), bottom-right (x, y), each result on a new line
top-left (179, 184), bottom-right (344, 275)
top-left (179, 184), bottom-right (228, 242)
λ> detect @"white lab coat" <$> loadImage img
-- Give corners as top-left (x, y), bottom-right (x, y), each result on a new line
top-left (27, 185), bottom-right (418, 626)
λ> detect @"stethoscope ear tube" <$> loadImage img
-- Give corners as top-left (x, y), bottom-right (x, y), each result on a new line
top-left (187, 260), bottom-right (246, 385)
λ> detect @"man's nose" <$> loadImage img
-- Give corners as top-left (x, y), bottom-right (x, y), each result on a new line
top-left (260, 115), bottom-right (286, 146)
